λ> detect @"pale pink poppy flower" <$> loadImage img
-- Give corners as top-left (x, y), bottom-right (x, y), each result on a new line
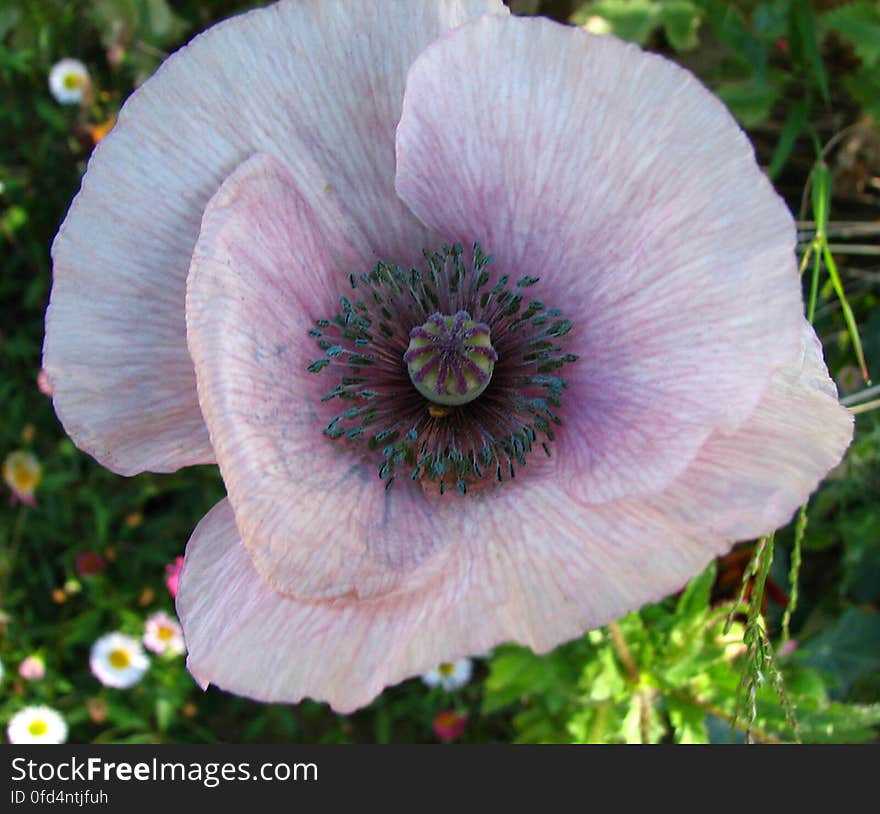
top-left (44, 1), bottom-right (853, 713)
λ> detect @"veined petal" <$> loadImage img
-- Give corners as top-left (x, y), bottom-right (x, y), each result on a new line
top-left (44, 0), bottom-right (508, 475)
top-left (187, 154), bottom-right (450, 600)
top-left (178, 495), bottom-right (723, 713)
top-left (644, 322), bottom-right (853, 539)
top-left (396, 16), bottom-right (804, 504)
top-left (179, 324), bottom-right (851, 712)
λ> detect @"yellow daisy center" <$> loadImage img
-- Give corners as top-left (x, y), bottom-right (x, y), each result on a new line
top-left (438, 663), bottom-right (456, 676)
top-left (63, 73), bottom-right (82, 90)
top-left (108, 648), bottom-right (131, 669)
top-left (13, 464), bottom-right (38, 491)
top-left (3, 452), bottom-right (41, 493)
top-left (28, 720), bottom-right (48, 737)
top-left (157, 625), bottom-right (174, 641)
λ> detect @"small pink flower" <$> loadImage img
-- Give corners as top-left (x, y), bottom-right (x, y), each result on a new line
top-left (433, 710), bottom-right (467, 742)
top-left (75, 550), bottom-right (107, 577)
top-left (143, 610), bottom-right (185, 656)
top-left (45, 2), bottom-right (853, 713)
top-left (778, 638), bottom-right (798, 657)
top-left (37, 369), bottom-right (54, 397)
top-left (165, 556), bottom-right (184, 598)
top-left (18, 656), bottom-right (46, 681)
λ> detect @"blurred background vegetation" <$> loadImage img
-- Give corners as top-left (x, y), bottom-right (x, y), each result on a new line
top-left (1, 0), bottom-right (878, 743)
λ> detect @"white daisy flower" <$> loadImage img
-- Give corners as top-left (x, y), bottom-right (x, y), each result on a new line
top-left (7, 705), bottom-right (68, 744)
top-left (143, 611), bottom-right (185, 656)
top-left (90, 632), bottom-right (149, 689)
top-left (421, 658), bottom-right (473, 691)
top-left (48, 58), bottom-right (90, 105)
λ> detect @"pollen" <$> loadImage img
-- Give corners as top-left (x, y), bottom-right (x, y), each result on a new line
top-left (308, 243), bottom-right (578, 494)
top-left (108, 649), bottom-right (131, 669)
top-left (28, 720), bottom-right (48, 736)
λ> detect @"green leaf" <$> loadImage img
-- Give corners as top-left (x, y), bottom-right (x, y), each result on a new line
top-left (794, 701), bottom-right (880, 743)
top-left (844, 65), bottom-right (880, 121)
top-left (790, 0), bottom-right (830, 103)
top-left (141, 0), bottom-right (188, 44)
top-left (572, 0), bottom-right (662, 44)
top-left (155, 697), bottom-right (174, 733)
top-left (582, 646), bottom-right (627, 701)
top-left (798, 607), bottom-right (880, 695)
top-left (675, 562), bottom-right (716, 620)
top-left (716, 78), bottom-right (782, 126)
top-left (823, 2), bottom-right (880, 67)
top-left (701, 0), bottom-right (768, 82)
top-left (768, 100), bottom-right (809, 179)
top-left (660, 0), bottom-right (701, 51)
top-left (621, 694), bottom-right (666, 743)
top-left (667, 697), bottom-right (708, 743)
top-left (811, 161), bottom-right (831, 235)
top-left (0, 6), bottom-right (21, 41)
top-left (483, 643), bottom-right (588, 714)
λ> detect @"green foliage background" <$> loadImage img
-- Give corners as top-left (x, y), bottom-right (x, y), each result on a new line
top-left (1, 0), bottom-right (879, 743)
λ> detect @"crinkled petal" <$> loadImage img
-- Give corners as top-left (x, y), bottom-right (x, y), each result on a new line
top-left (644, 322), bottom-right (853, 538)
top-left (180, 323), bottom-right (850, 712)
top-left (44, 0), bottom-right (508, 475)
top-left (178, 494), bottom-right (724, 713)
top-left (396, 16), bottom-right (804, 503)
top-left (187, 154), bottom-right (451, 600)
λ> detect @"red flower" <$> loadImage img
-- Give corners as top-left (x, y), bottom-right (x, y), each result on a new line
top-left (75, 551), bottom-right (106, 577)
top-left (433, 710), bottom-right (467, 742)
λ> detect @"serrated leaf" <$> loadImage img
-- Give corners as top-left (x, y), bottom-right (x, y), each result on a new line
top-left (582, 646), bottom-right (627, 701)
top-left (667, 697), bottom-right (708, 743)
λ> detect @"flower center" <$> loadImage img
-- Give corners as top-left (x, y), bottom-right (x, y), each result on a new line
top-left (438, 663), bottom-right (456, 676)
top-left (404, 311), bottom-right (497, 406)
top-left (63, 73), bottom-right (82, 90)
top-left (108, 648), bottom-right (131, 669)
top-left (308, 244), bottom-right (577, 494)
top-left (28, 720), bottom-right (48, 736)
top-left (158, 626), bottom-right (174, 641)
